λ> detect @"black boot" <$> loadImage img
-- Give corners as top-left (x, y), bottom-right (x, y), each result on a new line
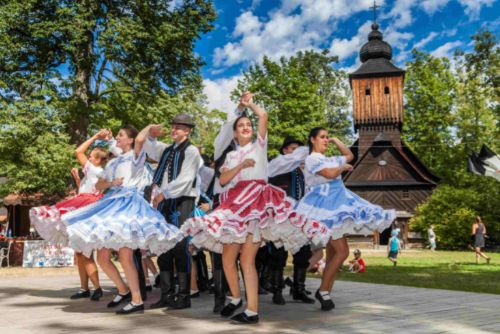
top-left (171, 272), bottom-right (191, 309)
top-left (259, 265), bottom-right (271, 294)
top-left (271, 268), bottom-right (286, 305)
top-left (150, 271), bottom-right (175, 309)
top-left (213, 269), bottom-right (226, 313)
top-left (195, 251), bottom-right (210, 292)
top-left (292, 267), bottom-right (315, 304)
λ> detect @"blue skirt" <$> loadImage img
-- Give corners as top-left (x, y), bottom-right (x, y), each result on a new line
top-left (295, 179), bottom-right (395, 245)
top-left (62, 187), bottom-right (183, 257)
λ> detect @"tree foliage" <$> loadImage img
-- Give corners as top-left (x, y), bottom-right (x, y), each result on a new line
top-left (234, 50), bottom-right (351, 157)
top-left (0, 0), bottom-right (216, 142)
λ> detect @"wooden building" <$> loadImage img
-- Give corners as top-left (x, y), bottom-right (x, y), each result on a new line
top-left (344, 22), bottom-right (440, 248)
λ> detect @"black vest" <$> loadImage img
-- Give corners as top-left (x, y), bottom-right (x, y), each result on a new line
top-left (152, 140), bottom-right (194, 188)
top-left (268, 167), bottom-right (305, 201)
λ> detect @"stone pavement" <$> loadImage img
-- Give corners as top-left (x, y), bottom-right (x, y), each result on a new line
top-left (0, 273), bottom-right (499, 334)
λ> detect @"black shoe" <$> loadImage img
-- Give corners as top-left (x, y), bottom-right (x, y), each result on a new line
top-left (170, 272), bottom-right (191, 309)
top-left (305, 289), bottom-right (312, 295)
top-left (315, 290), bottom-right (335, 311)
top-left (107, 292), bottom-right (131, 308)
top-left (150, 271), bottom-right (175, 309)
top-left (220, 300), bottom-right (243, 317)
top-left (116, 302), bottom-right (144, 315)
top-left (90, 288), bottom-right (103, 301)
top-left (213, 296), bottom-right (225, 313)
top-left (70, 289), bottom-right (90, 300)
top-left (230, 312), bottom-right (259, 324)
top-left (146, 285), bottom-right (153, 292)
top-left (292, 268), bottom-right (315, 304)
top-left (190, 291), bottom-right (200, 298)
top-left (150, 294), bottom-right (175, 309)
top-left (272, 290), bottom-right (286, 305)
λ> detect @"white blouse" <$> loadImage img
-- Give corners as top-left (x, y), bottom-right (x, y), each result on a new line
top-left (304, 152), bottom-right (347, 186)
top-left (220, 133), bottom-right (268, 189)
top-left (101, 149), bottom-right (146, 188)
top-left (79, 161), bottom-right (103, 194)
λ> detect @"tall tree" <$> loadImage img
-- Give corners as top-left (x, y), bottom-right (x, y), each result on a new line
top-left (0, 0), bottom-right (216, 143)
top-left (234, 50), bottom-right (351, 156)
top-left (403, 49), bottom-right (457, 181)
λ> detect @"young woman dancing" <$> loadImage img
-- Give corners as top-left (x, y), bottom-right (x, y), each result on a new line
top-left (62, 125), bottom-right (184, 315)
top-left (295, 127), bottom-right (395, 310)
top-left (182, 93), bottom-right (318, 324)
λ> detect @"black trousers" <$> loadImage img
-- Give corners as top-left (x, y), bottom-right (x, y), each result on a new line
top-left (157, 196), bottom-right (195, 272)
top-left (265, 243), bottom-right (312, 270)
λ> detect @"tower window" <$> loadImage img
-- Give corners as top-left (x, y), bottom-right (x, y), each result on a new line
top-left (365, 88), bottom-right (371, 96)
top-left (384, 86), bottom-right (390, 94)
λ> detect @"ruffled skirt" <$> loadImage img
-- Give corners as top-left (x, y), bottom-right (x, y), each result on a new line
top-left (295, 179), bottom-right (396, 246)
top-left (30, 193), bottom-right (103, 246)
top-left (62, 187), bottom-right (183, 257)
top-left (181, 180), bottom-right (326, 254)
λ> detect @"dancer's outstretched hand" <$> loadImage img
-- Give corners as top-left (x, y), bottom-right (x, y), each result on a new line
top-left (239, 91), bottom-right (254, 108)
top-left (152, 192), bottom-right (165, 209)
top-left (149, 124), bottom-right (165, 138)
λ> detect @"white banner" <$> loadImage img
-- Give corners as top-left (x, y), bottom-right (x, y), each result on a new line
top-left (22, 240), bottom-right (74, 268)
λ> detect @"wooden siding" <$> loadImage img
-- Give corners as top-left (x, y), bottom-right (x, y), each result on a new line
top-left (350, 188), bottom-right (433, 212)
top-left (352, 76), bottom-right (404, 126)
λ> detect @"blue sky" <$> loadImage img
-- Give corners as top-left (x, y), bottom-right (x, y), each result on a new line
top-left (195, 0), bottom-right (499, 113)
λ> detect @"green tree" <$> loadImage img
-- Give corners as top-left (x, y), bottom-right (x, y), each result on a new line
top-left (403, 49), bottom-right (457, 181)
top-left (233, 50), bottom-right (351, 156)
top-left (0, 0), bottom-right (216, 143)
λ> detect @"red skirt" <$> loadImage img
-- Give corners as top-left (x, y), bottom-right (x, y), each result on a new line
top-left (181, 180), bottom-right (326, 253)
top-left (30, 193), bottom-right (103, 246)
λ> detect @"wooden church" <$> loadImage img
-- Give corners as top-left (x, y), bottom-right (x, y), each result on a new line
top-left (344, 22), bottom-right (440, 247)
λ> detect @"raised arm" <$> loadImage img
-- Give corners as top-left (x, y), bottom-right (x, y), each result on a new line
top-left (214, 106), bottom-right (245, 161)
top-left (330, 137), bottom-right (354, 163)
top-left (240, 92), bottom-right (267, 139)
top-left (317, 164), bottom-right (352, 179)
top-left (134, 124), bottom-right (156, 159)
top-left (140, 124), bottom-right (168, 162)
top-left (75, 129), bottom-right (107, 167)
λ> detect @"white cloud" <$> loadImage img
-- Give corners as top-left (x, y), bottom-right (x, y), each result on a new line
top-left (203, 76), bottom-right (241, 113)
top-left (413, 31), bottom-right (439, 49)
top-left (431, 41), bottom-right (462, 58)
top-left (385, 0), bottom-right (417, 29)
top-left (212, 0), bottom-right (383, 69)
top-left (458, 0), bottom-right (496, 20)
top-left (420, 0), bottom-right (450, 15)
top-left (330, 21), bottom-right (371, 61)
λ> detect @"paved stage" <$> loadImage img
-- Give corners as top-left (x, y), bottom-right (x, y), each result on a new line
top-left (0, 273), bottom-right (499, 333)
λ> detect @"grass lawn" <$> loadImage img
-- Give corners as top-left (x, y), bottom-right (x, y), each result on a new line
top-left (307, 250), bottom-right (500, 295)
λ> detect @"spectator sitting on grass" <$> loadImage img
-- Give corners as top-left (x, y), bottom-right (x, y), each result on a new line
top-left (388, 229), bottom-right (402, 267)
top-left (348, 249), bottom-right (365, 273)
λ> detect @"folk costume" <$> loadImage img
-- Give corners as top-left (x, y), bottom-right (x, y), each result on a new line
top-left (144, 114), bottom-right (202, 310)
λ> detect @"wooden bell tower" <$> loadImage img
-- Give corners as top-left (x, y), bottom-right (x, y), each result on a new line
top-left (349, 22), bottom-right (405, 157)
top-left (344, 20), bottom-right (440, 248)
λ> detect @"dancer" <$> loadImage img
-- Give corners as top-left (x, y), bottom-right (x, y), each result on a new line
top-left (142, 114), bottom-right (202, 310)
top-left (182, 92), bottom-right (317, 324)
top-left (267, 136), bottom-right (314, 305)
top-left (63, 125), bottom-right (184, 315)
top-left (30, 129), bottom-right (109, 301)
top-left (295, 127), bottom-right (395, 310)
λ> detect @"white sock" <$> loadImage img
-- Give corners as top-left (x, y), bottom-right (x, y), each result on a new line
top-left (244, 309), bottom-right (258, 316)
top-left (190, 289), bottom-right (199, 294)
top-left (229, 297), bottom-right (241, 305)
top-left (319, 290), bottom-right (331, 300)
top-left (79, 288), bottom-right (89, 292)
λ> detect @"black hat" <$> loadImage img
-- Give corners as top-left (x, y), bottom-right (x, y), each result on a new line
top-left (172, 113), bottom-right (195, 128)
top-left (280, 136), bottom-right (303, 154)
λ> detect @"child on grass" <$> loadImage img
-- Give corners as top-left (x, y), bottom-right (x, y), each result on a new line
top-left (348, 249), bottom-right (366, 273)
top-left (388, 229), bottom-right (402, 267)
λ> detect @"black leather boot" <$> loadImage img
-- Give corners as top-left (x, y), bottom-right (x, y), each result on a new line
top-left (259, 265), bottom-right (271, 294)
top-left (292, 267), bottom-right (315, 304)
top-left (171, 272), bottom-right (191, 309)
top-left (213, 269), bottom-right (226, 313)
top-left (195, 251), bottom-right (210, 292)
top-left (150, 271), bottom-right (175, 309)
top-left (271, 268), bottom-right (286, 305)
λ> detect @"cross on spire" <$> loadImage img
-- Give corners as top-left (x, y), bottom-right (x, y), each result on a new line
top-left (370, 0), bottom-right (381, 23)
